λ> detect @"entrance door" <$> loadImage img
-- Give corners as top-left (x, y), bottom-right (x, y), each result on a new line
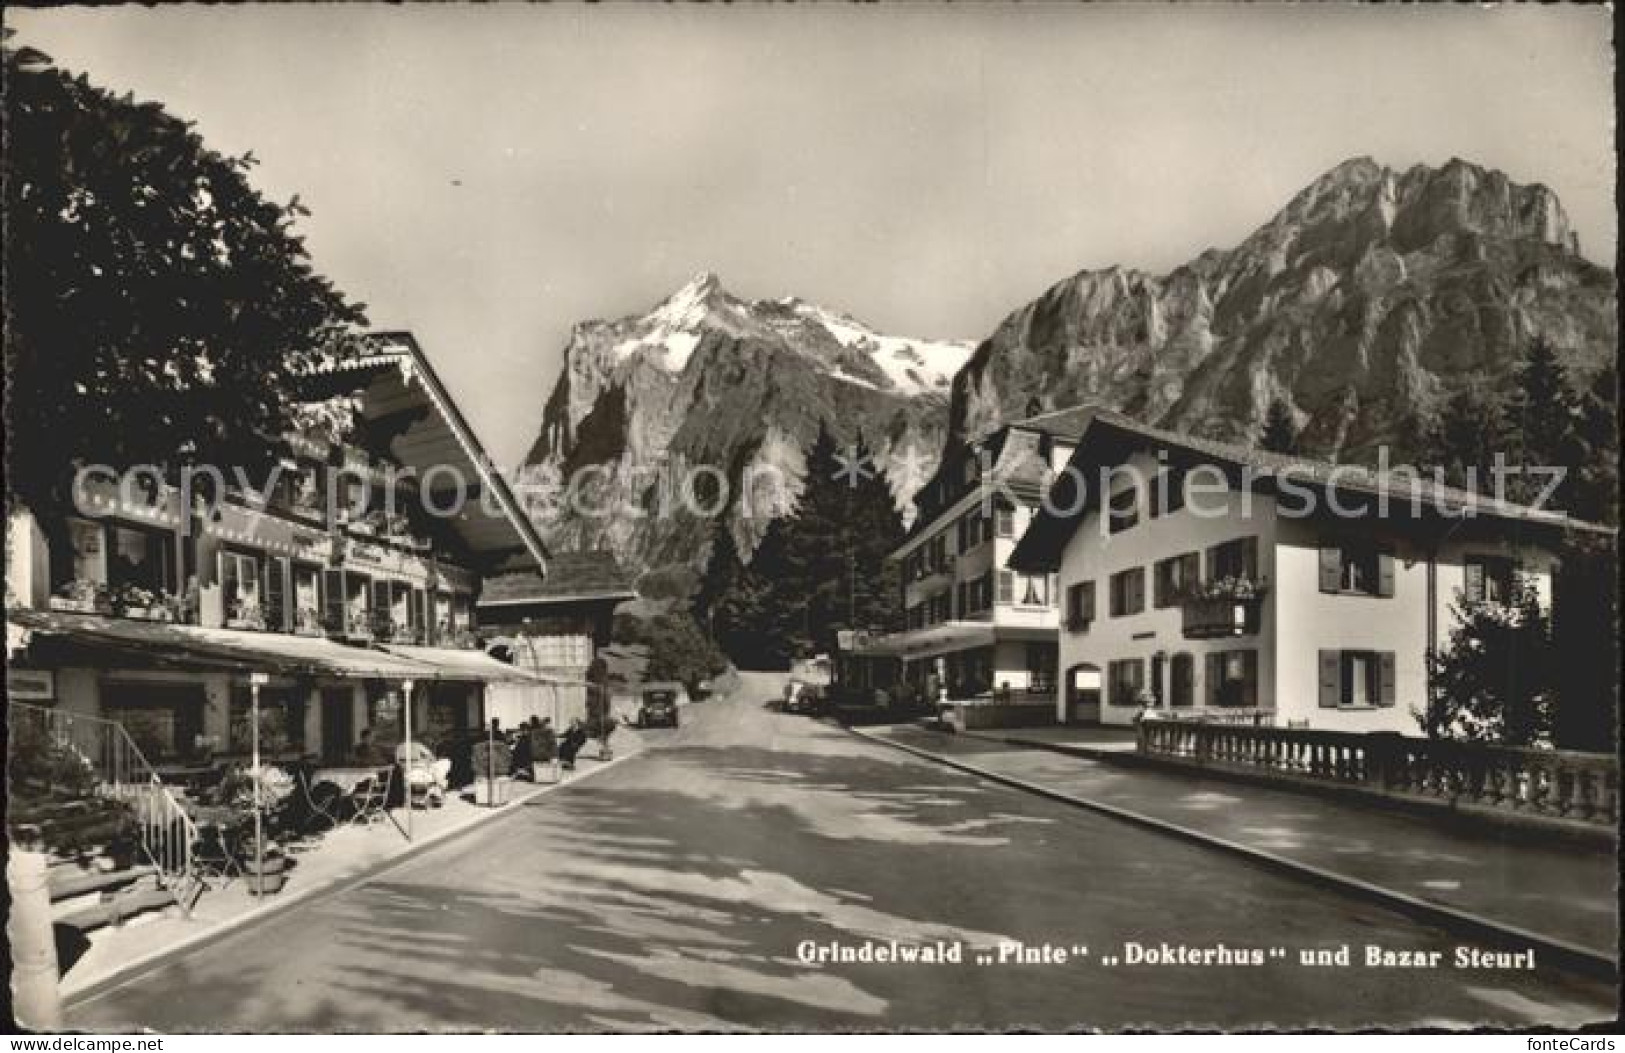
top-left (320, 687), bottom-right (355, 763)
top-left (1065, 664), bottom-right (1102, 725)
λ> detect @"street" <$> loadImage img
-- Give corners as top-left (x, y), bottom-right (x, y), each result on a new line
top-left (73, 673), bottom-right (1615, 1031)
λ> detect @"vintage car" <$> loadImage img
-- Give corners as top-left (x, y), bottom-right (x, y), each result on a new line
top-left (636, 683), bottom-right (683, 728)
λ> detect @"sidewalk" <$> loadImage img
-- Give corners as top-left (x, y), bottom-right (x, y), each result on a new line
top-left (60, 729), bottom-right (647, 1001)
top-left (856, 724), bottom-right (1618, 963)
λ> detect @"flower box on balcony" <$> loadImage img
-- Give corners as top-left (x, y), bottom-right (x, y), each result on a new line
top-left (1182, 595), bottom-right (1264, 639)
top-left (48, 596), bottom-right (101, 614)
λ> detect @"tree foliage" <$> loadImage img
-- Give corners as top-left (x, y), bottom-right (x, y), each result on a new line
top-left (3, 40), bottom-right (366, 517)
top-left (1421, 578), bottom-right (1557, 746)
top-left (1258, 397), bottom-right (1298, 455)
top-left (706, 427), bottom-right (904, 667)
top-left (611, 606), bottom-right (727, 692)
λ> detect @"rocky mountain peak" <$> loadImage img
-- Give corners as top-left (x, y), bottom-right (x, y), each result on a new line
top-left (948, 156), bottom-right (1611, 458)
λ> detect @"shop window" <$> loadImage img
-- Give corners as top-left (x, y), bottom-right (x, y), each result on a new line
top-left (1107, 658), bottom-right (1146, 706)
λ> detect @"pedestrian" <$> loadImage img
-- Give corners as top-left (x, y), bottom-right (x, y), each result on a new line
top-left (558, 718), bottom-right (588, 771)
top-left (511, 719), bottom-right (535, 779)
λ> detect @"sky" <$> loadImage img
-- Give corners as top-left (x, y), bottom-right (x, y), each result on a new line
top-left (8, 5), bottom-right (1615, 467)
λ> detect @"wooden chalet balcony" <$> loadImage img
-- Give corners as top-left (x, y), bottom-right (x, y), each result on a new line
top-left (1180, 587), bottom-right (1266, 640)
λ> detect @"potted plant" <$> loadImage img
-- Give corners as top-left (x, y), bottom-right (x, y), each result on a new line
top-left (49, 578), bottom-right (110, 614)
top-left (469, 738), bottom-right (513, 806)
top-left (295, 606), bottom-right (323, 635)
top-left (226, 597), bottom-right (268, 631)
top-left (216, 765), bottom-right (296, 894)
top-left (110, 583), bottom-right (162, 620)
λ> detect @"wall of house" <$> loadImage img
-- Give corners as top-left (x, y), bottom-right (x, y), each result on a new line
top-left (1273, 516), bottom-right (1559, 734)
top-left (5, 511), bottom-right (51, 609)
top-left (1053, 453), bottom-right (1281, 726)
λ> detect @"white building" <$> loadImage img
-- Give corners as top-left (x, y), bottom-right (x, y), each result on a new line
top-left (855, 408), bottom-right (1090, 713)
top-left (1008, 408), bottom-right (1606, 732)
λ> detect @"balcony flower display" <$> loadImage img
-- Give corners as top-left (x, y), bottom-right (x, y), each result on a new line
top-left (50, 578), bottom-right (111, 614)
top-left (295, 606), bottom-right (323, 635)
top-left (109, 583), bottom-right (164, 619)
top-left (1190, 575), bottom-right (1267, 601)
top-left (227, 598), bottom-right (268, 630)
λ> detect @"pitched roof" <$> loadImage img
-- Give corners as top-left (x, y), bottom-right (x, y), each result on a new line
top-left (295, 331), bottom-right (552, 574)
top-left (477, 549), bottom-right (637, 607)
top-left (1009, 405), bottom-right (1613, 572)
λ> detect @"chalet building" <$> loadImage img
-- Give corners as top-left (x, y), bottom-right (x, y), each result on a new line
top-left (4, 333), bottom-right (579, 766)
top-left (1008, 407), bottom-right (1607, 732)
top-left (475, 549), bottom-right (639, 726)
top-left (847, 408), bottom-right (1092, 716)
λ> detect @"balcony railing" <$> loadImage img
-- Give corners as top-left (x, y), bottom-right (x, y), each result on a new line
top-left (1180, 585), bottom-right (1266, 639)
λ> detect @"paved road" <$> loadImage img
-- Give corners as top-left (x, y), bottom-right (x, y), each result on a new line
top-left (75, 673), bottom-right (1615, 1031)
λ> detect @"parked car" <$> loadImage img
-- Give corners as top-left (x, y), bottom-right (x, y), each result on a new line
top-left (636, 684), bottom-right (682, 728)
top-left (783, 679), bottom-right (821, 715)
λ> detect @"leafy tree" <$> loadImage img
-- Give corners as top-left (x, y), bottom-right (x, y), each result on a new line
top-left (3, 40), bottom-right (365, 522)
top-left (1421, 578), bottom-right (1557, 746)
top-left (611, 607), bottom-right (727, 691)
top-left (1258, 397), bottom-right (1299, 454)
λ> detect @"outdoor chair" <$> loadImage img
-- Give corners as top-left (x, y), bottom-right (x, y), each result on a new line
top-left (347, 767), bottom-right (393, 827)
top-left (296, 770), bottom-right (343, 833)
top-left (192, 819), bottom-right (243, 890)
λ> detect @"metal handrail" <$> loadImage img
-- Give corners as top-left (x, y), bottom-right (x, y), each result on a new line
top-left (8, 701), bottom-right (200, 914)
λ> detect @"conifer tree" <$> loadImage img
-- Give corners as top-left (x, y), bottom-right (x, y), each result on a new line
top-left (1258, 397), bottom-right (1299, 454)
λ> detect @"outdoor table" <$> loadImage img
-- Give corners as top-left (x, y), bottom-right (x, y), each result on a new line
top-left (304, 765), bottom-right (408, 841)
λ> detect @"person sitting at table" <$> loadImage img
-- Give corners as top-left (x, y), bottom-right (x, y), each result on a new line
top-left (510, 723), bottom-right (535, 780)
top-left (395, 737), bottom-right (450, 806)
top-left (353, 726), bottom-right (391, 766)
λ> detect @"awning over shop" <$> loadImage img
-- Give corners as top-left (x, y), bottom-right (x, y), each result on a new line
top-left (7, 609), bottom-right (549, 684)
top-left (379, 644), bottom-right (582, 686)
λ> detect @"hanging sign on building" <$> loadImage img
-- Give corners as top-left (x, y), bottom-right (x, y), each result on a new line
top-left (7, 668), bottom-right (56, 701)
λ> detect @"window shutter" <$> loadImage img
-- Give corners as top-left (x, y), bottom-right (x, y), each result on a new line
top-left (1153, 560), bottom-right (1167, 608)
top-left (1377, 552), bottom-right (1395, 598)
top-left (1378, 651), bottom-right (1397, 706)
top-left (1132, 570), bottom-right (1146, 613)
top-left (1318, 544), bottom-right (1342, 593)
top-left (266, 557), bottom-right (289, 632)
top-left (1464, 560), bottom-right (1484, 603)
top-left (1205, 653), bottom-right (1221, 707)
top-left (221, 553), bottom-right (239, 607)
top-left (997, 571), bottom-right (1014, 604)
top-left (1242, 650), bottom-right (1259, 707)
top-left (1318, 650), bottom-right (1341, 708)
top-left (1242, 537), bottom-right (1258, 580)
top-left (323, 569), bottom-right (346, 631)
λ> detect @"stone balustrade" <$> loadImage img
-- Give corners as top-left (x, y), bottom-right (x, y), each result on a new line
top-left (1137, 720), bottom-right (1618, 829)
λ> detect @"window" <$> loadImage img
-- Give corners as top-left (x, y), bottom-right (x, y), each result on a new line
top-left (293, 564), bottom-right (323, 634)
top-left (1169, 653), bottom-right (1195, 708)
top-left (1109, 567), bottom-right (1146, 617)
top-left (1317, 539), bottom-right (1393, 597)
top-left (996, 571), bottom-right (1014, 605)
top-left (265, 557), bottom-right (290, 632)
top-left (995, 506), bottom-right (1016, 538)
top-left (1465, 555), bottom-right (1515, 605)
top-left (1150, 469), bottom-right (1185, 518)
top-left (102, 682), bottom-right (206, 764)
top-left (1154, 552), bottom-right (1201, 607)
top-left (221, 550), bottom-right (263, 625)
top-left (1065, 581), bottom-right (1096, 631)
top-left (1108, 658), bottom-right (1146, 706)
top-left (229, 684), bottom-right (307, 755)
top-left (1318, 649), bottom-right (1396, 708)
top-left (107, 523), bottom-right (176, 596)
top-left (1108, 485), bottom-right (1139, 535)
top-left (1207, 536), bottom-right (1259, 583)
top-left (59, 517), bottom-right (108, 588)
top-left (1016, 573), bottom-right (1049, 607)
top-left (1206, 649), bottom-right (1259, 708)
